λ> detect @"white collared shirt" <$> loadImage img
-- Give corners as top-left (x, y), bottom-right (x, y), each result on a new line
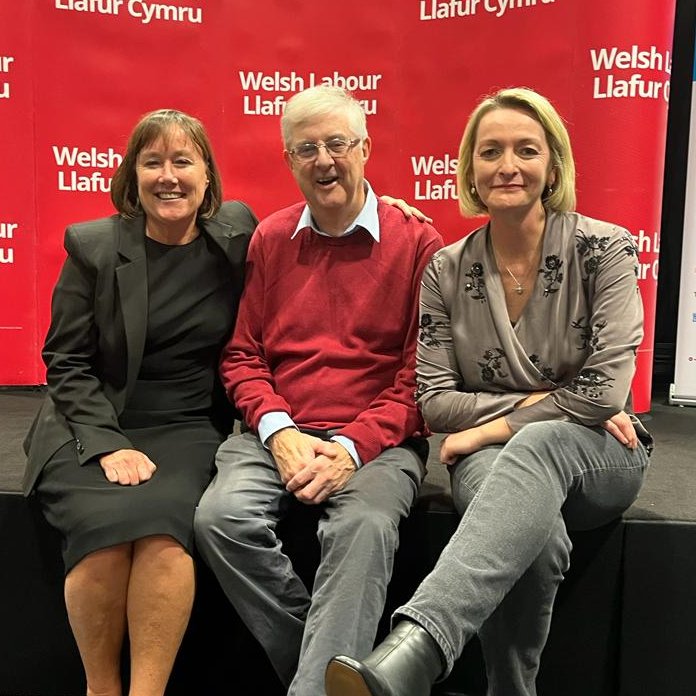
top-left (290, 180), bottom-right (380, 242)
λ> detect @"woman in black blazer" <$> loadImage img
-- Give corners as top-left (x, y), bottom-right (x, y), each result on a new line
top-left (23, 109), bottom-right (257, 696)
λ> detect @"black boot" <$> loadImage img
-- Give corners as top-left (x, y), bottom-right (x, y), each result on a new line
top-left (325, 620), bottom-right (444, 696)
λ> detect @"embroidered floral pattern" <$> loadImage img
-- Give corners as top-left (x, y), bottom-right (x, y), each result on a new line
top-left (567, 369), bottom-right (614, 399)
top-left (619, 231), bottom-right (640, 277)
top-left (431, 253), bottom-right (444, 275)
top-left (478, 348), bottom-right (508, 383)
top-left (571, 317), bottom-right (607, 352)
top-left (529, 354), bottom-right (556, 382)
top-left (419, 313), bottom-right (446, 348)
top-left (540, 255), bottom-right (563, 296)
top-left (464, 261), bottom-right (486, 302)
top-left (619, 231), bottom-right (639, 258)
top-left (576, 232), bottom-right (610, 280)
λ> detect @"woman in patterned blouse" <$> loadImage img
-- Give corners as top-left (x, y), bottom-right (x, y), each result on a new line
top-left (325, 87), bottom-right (653, 696)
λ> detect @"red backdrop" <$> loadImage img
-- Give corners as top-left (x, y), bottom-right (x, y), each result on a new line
top-left (0, 0), bottom-right (676, 412)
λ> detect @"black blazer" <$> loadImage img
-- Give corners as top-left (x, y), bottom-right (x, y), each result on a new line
top-left (22, 200), bottom-right (257, 495)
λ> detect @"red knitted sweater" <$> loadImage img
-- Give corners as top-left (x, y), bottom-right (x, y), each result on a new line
top-left (220, 200), bottom-right (443, 464)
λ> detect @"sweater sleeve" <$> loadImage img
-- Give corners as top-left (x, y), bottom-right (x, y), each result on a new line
top-left (219, 230), bottom-right (294, 429)
top-left (336, 230), bottom-right (444, 464)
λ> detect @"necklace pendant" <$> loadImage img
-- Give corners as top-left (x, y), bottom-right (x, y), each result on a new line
top-left (514, 284), bottom-right (523, 295)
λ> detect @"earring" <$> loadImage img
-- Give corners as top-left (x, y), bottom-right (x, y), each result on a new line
top-left (470, 184), bottom-right (476, 196)
top-left (547, 184), bottom-right (553, 195)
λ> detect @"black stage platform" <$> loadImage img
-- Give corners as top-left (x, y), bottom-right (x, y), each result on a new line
top-left (1, 386), bottom-right (694, 696)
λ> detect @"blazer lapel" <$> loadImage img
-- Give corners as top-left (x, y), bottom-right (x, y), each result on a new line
top-left (115, 216), bottom-right (148, 406)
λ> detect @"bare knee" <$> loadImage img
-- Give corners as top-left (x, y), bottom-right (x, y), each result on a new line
top-left (132, 535), bottom-right (191, 572)
top-left (67, 543), bottom-right (133, 583)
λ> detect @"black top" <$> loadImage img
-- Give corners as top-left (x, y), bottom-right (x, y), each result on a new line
top-left (120, 234), bottom-right (235, 429)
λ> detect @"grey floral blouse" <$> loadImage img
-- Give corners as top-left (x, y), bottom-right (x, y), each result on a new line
top-left (416, 210), bottom-right (652, 444)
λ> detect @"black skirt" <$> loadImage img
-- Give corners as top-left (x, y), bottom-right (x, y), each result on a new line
top-left (36, 420), bottom-right (224, 573)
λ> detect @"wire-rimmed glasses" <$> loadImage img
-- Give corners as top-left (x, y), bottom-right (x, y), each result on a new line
top-left (287, 138), bottom-right (361, 163)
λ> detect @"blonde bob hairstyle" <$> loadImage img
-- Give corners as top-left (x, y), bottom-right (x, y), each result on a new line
top-left (110, 109), bottom-right (223, 220)
top-left (456, 87), bottom-right (576, 217)
top-left (281, 85), bottom-right (368, 148)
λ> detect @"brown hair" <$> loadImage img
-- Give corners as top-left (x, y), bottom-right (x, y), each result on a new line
top-left (110, 109), bottom-right (222, 219)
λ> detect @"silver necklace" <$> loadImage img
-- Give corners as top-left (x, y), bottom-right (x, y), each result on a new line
top-left (491, 224), bottom-right (544, 296)
top-left (503, 266), bottom-right (526, 295)
top-left (494, 248), bottom-right (540, 296)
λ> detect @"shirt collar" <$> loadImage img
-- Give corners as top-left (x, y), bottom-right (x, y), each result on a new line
top-left (291, 181), bottom-right (380, 242)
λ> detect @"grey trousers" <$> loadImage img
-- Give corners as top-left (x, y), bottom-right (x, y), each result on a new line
top-left (394, 421), bottom-right (650, 696)
top-left (194, 432), bottom-right (424, 696)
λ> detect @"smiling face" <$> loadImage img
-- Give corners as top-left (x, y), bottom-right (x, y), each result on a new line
top-left (472, 107), bottom-right (555, 217)
top-left (284, 111), bottom-right (371, 235)
top-left (135, 126), bottom-right (209, 235)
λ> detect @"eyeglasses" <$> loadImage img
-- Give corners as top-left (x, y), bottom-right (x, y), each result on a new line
top-left (288, 138), bottom-right (361, 162)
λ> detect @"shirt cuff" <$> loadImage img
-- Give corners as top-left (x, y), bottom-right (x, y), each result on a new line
top-left (330, 435), bottom-right (362, 468)
top-left (258, 412), bottom-right (297, 448)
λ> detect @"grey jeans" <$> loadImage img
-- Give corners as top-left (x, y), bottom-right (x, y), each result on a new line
top-left (194, 431), bottom-right (425, 696)
top-left (394, 421), bottom-right (650, 696)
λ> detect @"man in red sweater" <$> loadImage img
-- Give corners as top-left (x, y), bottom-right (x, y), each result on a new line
top-left (194, 85), bottom-right (443, 696)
